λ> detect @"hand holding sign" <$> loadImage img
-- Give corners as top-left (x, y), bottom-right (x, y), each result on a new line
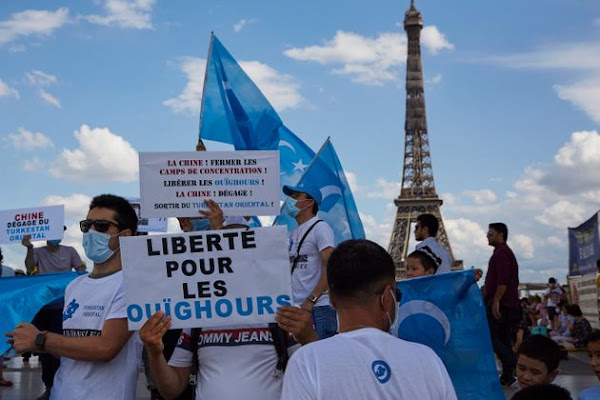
top-left (139, 311), bottom-right (171, 357)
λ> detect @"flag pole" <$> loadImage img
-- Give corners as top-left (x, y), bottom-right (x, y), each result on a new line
top-left (272, 136), bottom-right (330, 226)
top-left (197, 32), bottom-right (215, 151)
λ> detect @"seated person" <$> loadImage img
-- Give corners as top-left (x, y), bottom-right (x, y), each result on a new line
top-left (404, 249), bottom-right (439, 279)
top-left (578, 330), bottom-right (600, 400)
top-left (553, 304), bottom-right (592, 350)
top-left (515, 335), bottom-right (561, 390)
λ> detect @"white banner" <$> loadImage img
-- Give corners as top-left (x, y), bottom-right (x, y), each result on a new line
top-left (0, 205), bottom-right (65, 244)
top-left (120, 226), bottom-right (292, 330)
top-left (139, 151), bottom-right (280, 218)
top-left (126, 197), bottom-right (168, 233)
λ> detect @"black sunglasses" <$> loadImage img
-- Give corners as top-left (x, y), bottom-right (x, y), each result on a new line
top-left (79, 219), bottom-right (119, 233)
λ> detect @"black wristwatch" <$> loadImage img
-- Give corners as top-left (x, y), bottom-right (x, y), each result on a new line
top-left (307, 293), bottom-right (320, 304)
top-left (35, 331), bottom-right (48, 352)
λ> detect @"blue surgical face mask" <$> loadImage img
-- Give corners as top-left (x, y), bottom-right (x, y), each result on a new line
top-left (82, 230), bottom-right (117, 264)
top-left (192, 219), bottom-right (212, 231)
top-left (47, 239), bottom-right (62, 246)
top-left (283, 198), bottom-right (301, 218)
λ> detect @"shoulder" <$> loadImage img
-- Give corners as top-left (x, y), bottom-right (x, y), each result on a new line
top-left (580, 385), bottom-right (600, 399)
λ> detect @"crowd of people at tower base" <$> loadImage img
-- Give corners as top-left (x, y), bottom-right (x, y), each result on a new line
top-left (1, 193), bottom-right (600, 400)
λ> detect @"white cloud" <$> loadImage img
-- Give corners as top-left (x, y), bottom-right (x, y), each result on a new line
top-left (39, 89), bottom-right (62, 108)
top-left (535, 200), bottom-right (587, 228)
top-left (41, 193), bottom-right (92, 222)
top-left (421, 26), bottom-right (454, 55)
top-left (463, 189), bottom-right (497, 204)
top-left (26, 70), bottom-right (58, 86)
top-left (23, 157), bottom-right (45, 171)
top-left (0, 8), bottom-right (69, 45)
top-left (86, 0), bottom-right (155, 29)
top-left (512, 234), bottom-right (535, 259)
top-left (554, 80), bottom-right (600, 124)
top-left (233, 18), bottom-right (255, 33)
top-left (50, 124), bottom-right (138, 182)
top-left (428, 74), bottom-right (442, 85)
top-left (444, 218), bottom-right (489, 267)
top-left (163, 57), bottom-right (305, 114)
top-left (0, 79), bottom-right (19, 99)
top-left (284, 29), bottom-right (452, 86)
top-left (4, 127), bottom-right (54, 150)
top-left (362, 177), bottom-right (400, 199)
top-left (484, 43), bottom-right (600, 71)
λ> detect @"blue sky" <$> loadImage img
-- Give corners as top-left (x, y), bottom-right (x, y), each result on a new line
top-left (1, 0), bottom-right (600, 283)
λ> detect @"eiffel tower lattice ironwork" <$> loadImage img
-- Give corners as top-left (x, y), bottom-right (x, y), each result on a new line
top-left (388, 0), bottom-right (462, 274)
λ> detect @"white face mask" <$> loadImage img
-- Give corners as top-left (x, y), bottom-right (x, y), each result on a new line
top-left (382, 288), bottom-right (398, 335)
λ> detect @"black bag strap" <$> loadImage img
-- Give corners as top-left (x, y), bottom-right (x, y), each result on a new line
top-left (291, 220), bottom-right (323, 274)
top-left (189, 328), bottom-right (202, 386)
top-left (269, 322), bottom-right (289, 374)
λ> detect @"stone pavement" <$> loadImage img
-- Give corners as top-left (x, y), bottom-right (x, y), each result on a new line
top-left (0, 352), bottom-right (598, 399)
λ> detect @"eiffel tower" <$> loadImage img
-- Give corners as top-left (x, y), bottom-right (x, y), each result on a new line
top-left (388, 0), bottom-right (461, 274)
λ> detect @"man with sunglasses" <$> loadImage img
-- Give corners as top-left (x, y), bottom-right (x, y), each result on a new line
top-left (282, 184), bottom-right (336, 339)
top-left (8, 194), bottom-right (143, 400)
top-left (21, 227), bottom-right (85, 400)
top-left (281, 239), bottom-right (457, 400)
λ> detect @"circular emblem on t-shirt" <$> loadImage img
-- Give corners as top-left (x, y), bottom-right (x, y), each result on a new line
top-left (371, 360), bottom-right (391, 384)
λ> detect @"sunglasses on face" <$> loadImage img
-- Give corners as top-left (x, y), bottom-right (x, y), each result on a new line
top-left (79, 219), bottom-right (119, 233)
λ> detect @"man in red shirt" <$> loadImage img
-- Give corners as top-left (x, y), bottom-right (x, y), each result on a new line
top-left (484, 222), bottom-right (520, 387)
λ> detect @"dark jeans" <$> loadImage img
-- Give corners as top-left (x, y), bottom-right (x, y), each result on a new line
top-left (486, 303), bottom-right (520, 378)
top-left (32, 306), bottom-right (63, 388)
top-left (312, 305), bottom-right (337, 339)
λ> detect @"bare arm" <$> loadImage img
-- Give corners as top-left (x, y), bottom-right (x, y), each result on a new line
top-left (21, 235), bottom-right (35, 273)
top-left (8, 318), bottom-right (132, 362)
top-left (301, 247), bottom-right (333, 311)
top-left (140, 312), bottom-right (190, 399)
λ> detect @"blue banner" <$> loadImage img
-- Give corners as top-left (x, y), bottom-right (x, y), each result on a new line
top-left (0, 272), bottom-right (80, 356)
top-left (396, 270), bottom-right (504, 400)
top-left (568, 212), bottom-right (600, 276)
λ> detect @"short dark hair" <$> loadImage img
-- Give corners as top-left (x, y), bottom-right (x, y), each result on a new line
top-left (328, 239), bottom-right (395, 304)
top-left (549, 277), bottom-right (557, 284)
top-left (511, 383), bottom-right (570, 400)
top-left (517, 335), bottom-right (561, 373)
top-left (417, 213), bottom-right (439, 237)
top-left (567, 304), bottom-right (583, 317)
top-left (407, 250), bottom-right (438, 273)
top-left (489, 222), bottom-right (508, 241)
top-left (586, 330), bottom-right (600, 346)
top-left (89, 194), bottom-right (138, 235)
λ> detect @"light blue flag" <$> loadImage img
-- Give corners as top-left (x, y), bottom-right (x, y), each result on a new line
top-left (0, 272), bottom-right (80, 356)
top-left (395, 270), bottom-right (504, 400)
top-left (199, 34), bottom-right (282, 151)
top-left (277, 126), bottom-right (316, 191)
top-left (276, 139), bottom-right (366, 245)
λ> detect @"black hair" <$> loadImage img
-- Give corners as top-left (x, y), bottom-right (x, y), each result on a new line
top-left (0, 246), bottom-right (3, 264)
top-left (416, 213), bottom-right (439, 237)
top-left (511, 383), bottom-right (570, 400)
top-left (489, 222), bottom-right (508, 241)
top-left (89, 194), bottom-right (138, 235)
top-left (586, 330), bottom-right (600, 346)
top-left (328, 239), bottom-right (395, 304)
top-left (549, 277), bottom-right (557, 284)
top-left (407, 249), bottom-right (438, 273)
top-left (517, 335), bottom-right (561, 372)
top-left (567, 304), bottom-right (583, 317)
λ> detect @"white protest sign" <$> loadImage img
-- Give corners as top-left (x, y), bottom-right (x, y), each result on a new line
top-left (139, 151), bottom-right (279, 218)
top-left (0, 205), bottom-right (65, 245)
top-left (126, 197), bottom-right (168, 233)
top-left (120, 226), bottom-right (292, 330)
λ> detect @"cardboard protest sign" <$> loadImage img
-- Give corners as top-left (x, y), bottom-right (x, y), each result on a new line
top-left (139, 151), bottom-right (279, 218)
top-left (120, 226), bottom-right (292, 330)
top-left (126, 197), bottom-right (168, 233)
top-left (0, 205), bottom-right (65, 245)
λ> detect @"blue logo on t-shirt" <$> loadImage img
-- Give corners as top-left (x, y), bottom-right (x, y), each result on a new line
top-left (63, 299), bottom-right (79, 321)
top-left (372, 360), bottom-right (391, 384)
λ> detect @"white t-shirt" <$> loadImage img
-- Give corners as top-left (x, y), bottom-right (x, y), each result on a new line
top-left (51, 272), bottom-right (143, 400)
top-left (415, 237), bottom-right (453, 274)
top-left (168, 325), bottom-right (293, 400)
top-left (288, 217), bottom-right (334, 307)
top-left (281, 328), bottom-right (457, 400)
top-left (544, 285), bottom-right (564, 307)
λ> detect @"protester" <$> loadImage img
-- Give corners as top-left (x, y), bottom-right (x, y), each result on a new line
top-left (578, 330), bottom-right (600, 399)
top-left (281, 239), bottom-right (457, 400)
top-left (20, 227), bottom-right (85, 400)
top-left (414, 213), bottom-right (452, 273)
top-left (404, 249), bottom-right (438, 278)
top-left (283, 184), bottom-right (337, 339)
top-left (515, 335), bottom-right (561, 390)
top-left (7, 194), bottom-right (143, 400)
top-left (0, 247), bottom-right (15, 387)
top-left (484, 222), bottom-right (520, 386)
top-left (511, 383), bottom-right (571, 400)
top-left (553, 304), bottom-right (592, 350)
top-left (544, 278), bottom-right (564, 331)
